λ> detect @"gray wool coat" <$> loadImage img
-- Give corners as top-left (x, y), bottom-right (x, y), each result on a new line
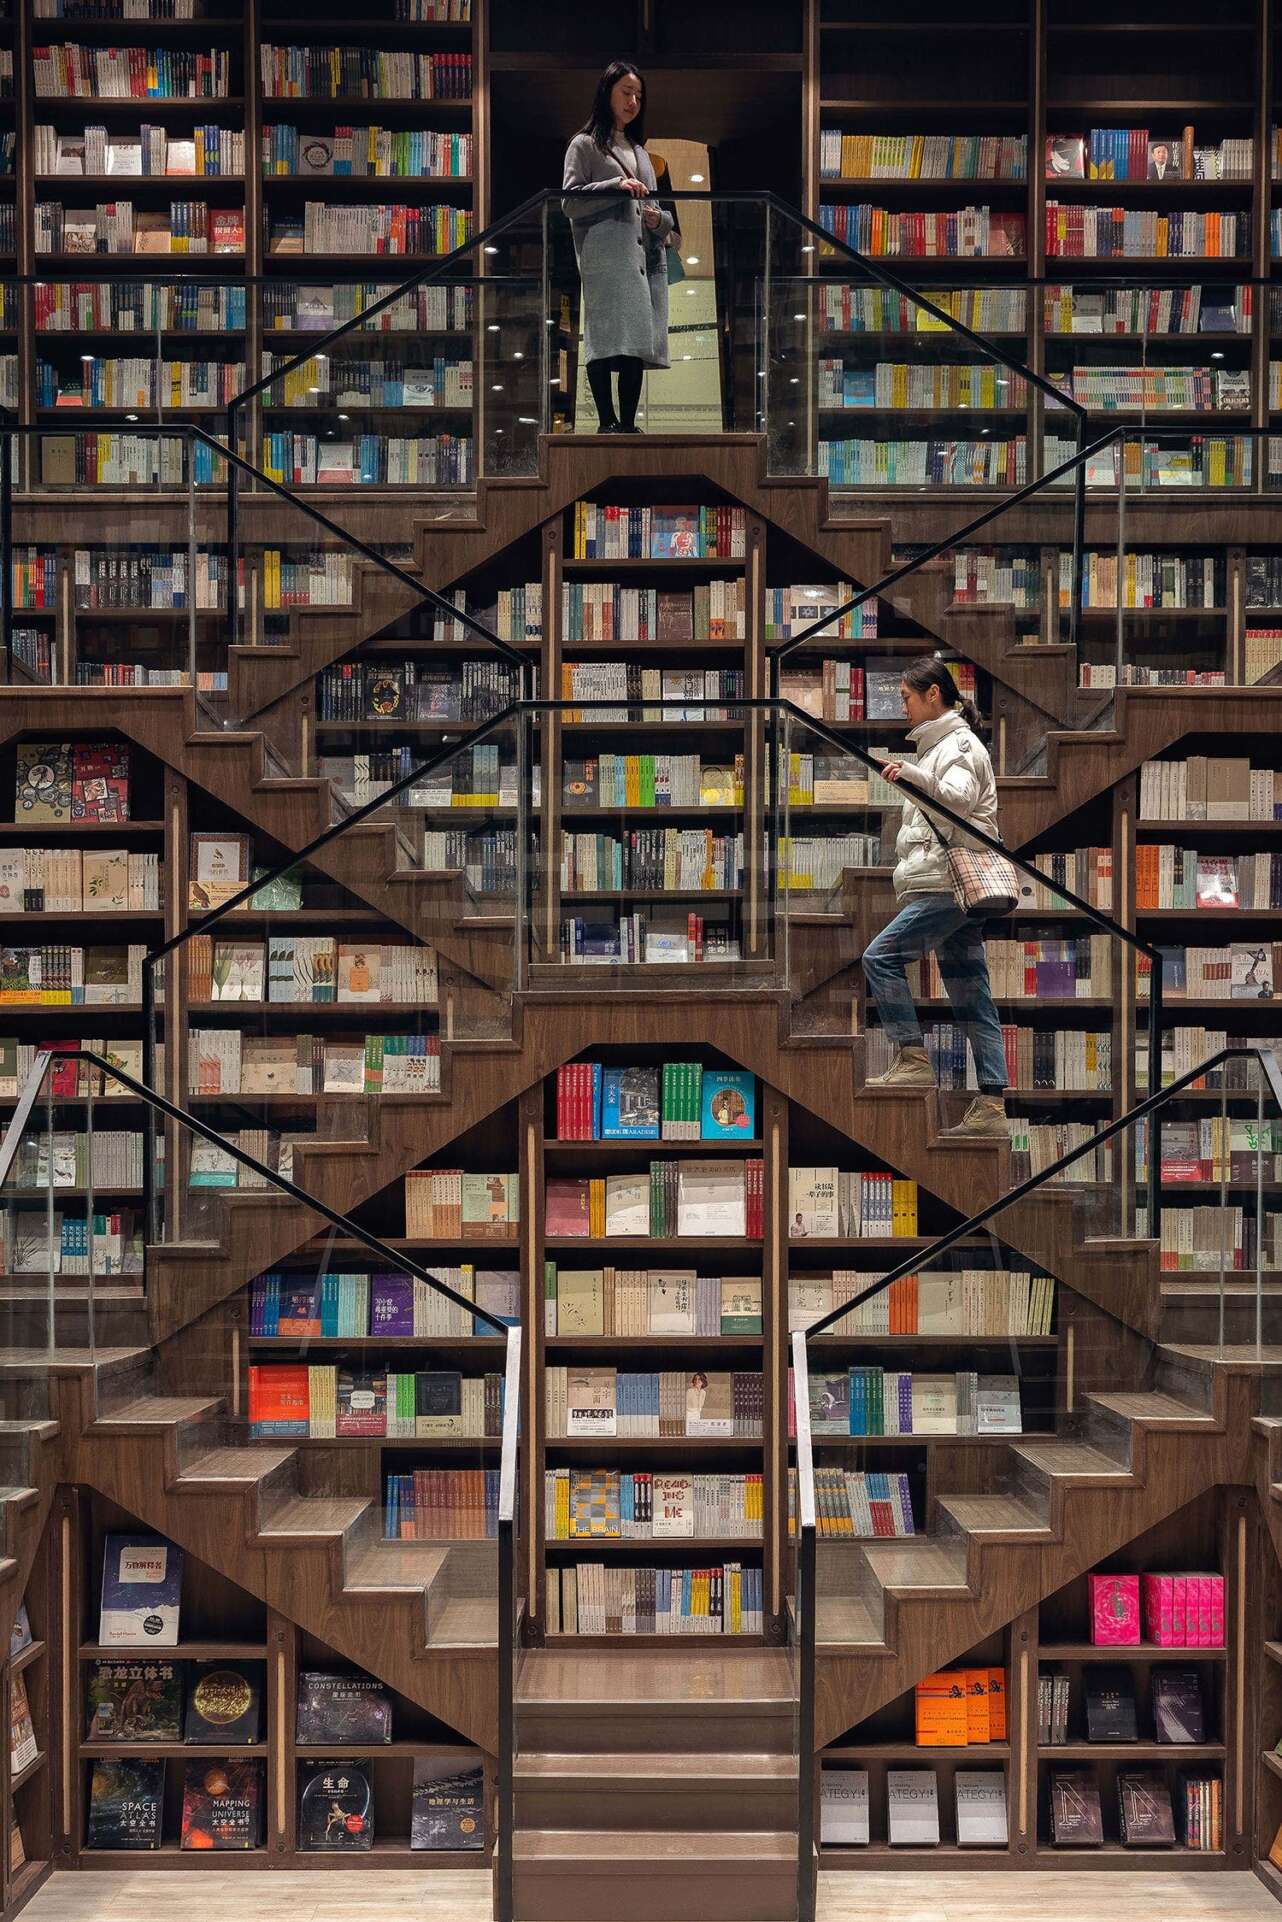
top-left (562, 132), bottom-right (673, 369)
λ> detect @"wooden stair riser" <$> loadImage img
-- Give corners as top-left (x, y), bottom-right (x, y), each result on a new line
top-left (513, 1774), bottom-right (798, 1833)
top-left (4, 1299), bottom-right (149, 1353)
top-left (510, 1854), bottom-right (796, 1922)
top-left (515, 1700), bottom-right (795, 1757)
top-left (1161, 1293), bottom-right (1282, 1348)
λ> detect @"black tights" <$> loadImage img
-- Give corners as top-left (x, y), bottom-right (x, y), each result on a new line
top-left (587, 354), bottom-right (644, 430)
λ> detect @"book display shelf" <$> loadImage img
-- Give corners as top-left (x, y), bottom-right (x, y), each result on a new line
top-left (1, 1524), bottom-right (52, 1920)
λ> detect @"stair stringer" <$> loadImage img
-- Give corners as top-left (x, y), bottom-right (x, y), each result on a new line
top-left (0, 1418), bottom-right (62, 1657)
top-left (814, 1368), bottom-right (1251, 1748)
top-left (1251, 1411), bottom-right (1282, 1570)
top-left (52, 1368), bottom-right (497, 1752)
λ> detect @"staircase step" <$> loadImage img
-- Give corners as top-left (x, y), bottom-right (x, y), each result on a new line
top-left (1011, 1438), bottom-right (1132, 1482)
top-left (517, 1649), bottom-right (794, 1752)
top-left (94, 1393), bottom-right (223, 1432)
top-left (511, 1829), bottom-right (795, 1922)
top-left (1085, 1390), bottom-right (1217, 1426)
top-left (256, 1494), bottom-right (370, 1542)
top-left (174, 1445), bottom-right (297, 1486)
top-left (815, 1594), bottom-right (886, 1648)
top-left (344, 1538), bottom-right (453, 1593)
top-left (514, 1750), bottom-right (797, 1830)
top-left (935, 1492), bottom-right (1050, 1539)
top-left (861, 1538), bottom-right (971, 1593)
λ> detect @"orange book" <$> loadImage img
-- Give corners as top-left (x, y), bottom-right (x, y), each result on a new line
top-left (964, 1669), bottom-right (990, 1744)
top-left (986, 1666), bottom-right (1007, 1740)
top-left (247, 1364), bottom-right (309, 1435)
top-left (914, 1671), bottom-right (969, 1746)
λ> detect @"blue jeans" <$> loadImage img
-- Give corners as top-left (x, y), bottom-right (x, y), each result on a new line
top-left (862, 892), bottom-right (1009, 1093)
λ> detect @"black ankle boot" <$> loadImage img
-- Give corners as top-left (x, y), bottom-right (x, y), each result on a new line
top-left (597, 420), bottom-right (620, 433)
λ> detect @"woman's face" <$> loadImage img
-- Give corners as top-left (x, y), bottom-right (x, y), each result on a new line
top-left (610, 73), bottom-right (643, 128)
top-left (901, 679), bottom-right (943, 729)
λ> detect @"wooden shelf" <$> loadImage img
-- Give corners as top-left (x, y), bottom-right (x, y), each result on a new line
top-left (79, 1643), bottom-right (268, 1660)
top-left (9, 1638), bottom-right (45, 1677)
top-left (248, 1335), bottom-right (506, 1350)
top-left (80, 1742), bottom-right (268, 1758)
top-left (544, 1536), bottom-right (761, 1553)
top-left (825, 1741), bottom-right (1011, 1759)
top-left (1039, 1741), bottom-right (1225, 1759)
top-left (544, 1237), bottom-right (762, 1255)
top-left (8, 1750), bottom-right (46, 1793)
top-left (544, 1138), bottom-right (764, 1157)
top-left (1039, 1643), bottom-right (1227, 1662)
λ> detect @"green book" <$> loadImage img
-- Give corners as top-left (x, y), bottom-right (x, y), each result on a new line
top-left (544, 1260), bottom-right (557, 1336)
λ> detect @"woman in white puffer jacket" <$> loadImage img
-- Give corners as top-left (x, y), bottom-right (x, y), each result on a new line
top-left (861, 655), bottom-right (1010, 1137)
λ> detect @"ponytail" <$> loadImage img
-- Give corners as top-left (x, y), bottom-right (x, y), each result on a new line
top-left (902, 653), bottom-right (983, 731)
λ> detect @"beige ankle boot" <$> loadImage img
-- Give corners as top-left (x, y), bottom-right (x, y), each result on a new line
top-left (941, 1095), bottom-right (1010, 1138)
top-left (868, 1045), bottom-right (935, 1088)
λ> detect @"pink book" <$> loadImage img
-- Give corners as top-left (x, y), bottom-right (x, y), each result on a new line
top-left (1208, 1574), bottom-right (1225, 1647)
top-left (1195, 1574), bottom-right (1210, 1647)
top-left (1172, 1575), bottom-right (1187, 1645)
top-left (1141, 1572), bottom-right (1174, 1645)
top-left (1089, 1572), bottom-right (1140, 1645)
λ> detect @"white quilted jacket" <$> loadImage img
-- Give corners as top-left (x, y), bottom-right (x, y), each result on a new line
top-left (890, 709), bottom-right (1000, 899)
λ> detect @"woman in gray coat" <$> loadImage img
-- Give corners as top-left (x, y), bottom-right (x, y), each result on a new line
top-left (562, 61), bottom-right (673, 433)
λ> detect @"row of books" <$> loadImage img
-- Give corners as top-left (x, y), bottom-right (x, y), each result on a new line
top-left (34, 280), bottom-right (248, 332)
top-left (777, 665), bottom-right (909, 730)
top-left (258, 47), bottom-right (472, 100)
top-left (788, 1269), bottom-right (1054, 1339)
top-left (553, 1061), bottom-right (754, 1143)
top-left (185, 938), bottom-right (437, 1006)
top-left (546, 1562), bottom-right (763, 1636)
top-left (1155, 1116), bottom-right (1282, 1184)
top-left (0, 944), bottom-right (144, 1005)
top-left (546, 1267), bottom-right (760, 1338)
top-left (1015, 1121), bottom-right (1111, 1185)
top-left (797, 1368), bottom-right (1023, 1438)
top-left (787, 1466), bottom-right (915, 1539)
top-left (559, 829), bottom-right (744, 895)
top-left (821, 1766), bottom-right (1006, 1848)
top-left (263, 281), bottom-right (472, 334)
top-left (1149, 1204), bottom-right (1280, 1270)
top-left (1150, 1028), bottom-right (1282, 1090)
top-left (558, 668), bottom-right (748, 727)
top-left (563, 753), bottom-right (742, 811)
top-left (1059, 551), bottom-right (1222, 611)
top-left (317, 658), bottom-right (523, 722)
top-left (817, 361), bottom-right (1026, 412)
top-left (36, 357), bottom-right (246, 409)
top-left (1048, 128), bottom-right (1251, 183)
top-left (913, 1667), bottom-right (1008, 1745)
top-left (403, 1169), bottom-right (517, 1240)
top-left (1079, 667), bottom-right (1229, 690)
top-left (787, 1168), bottom-right (918, 1240)
top-left (0, 847), bottom-right (159, 915)
top-left (1049, 366), bottom-right (1248, 412)
top-left (0, 1037), bottom-right (146, 1099)
top-left (1026, 851), bottom-right (1115, 914)
top-left (71, 546), bottom-right (230, 609)
top-left (1043, 433), bottom-right (1254, 491)
top-left (764, 583), bottom-right (878, 642)
top-left (1045, 284), bottom-right (1249, 337)
top-left (908, 936), bottom-right (1113, 1002)
top-left (820, 132), bottom-right (1027, 182)
top-left (36, 123), bottom-right (245, 177)
top-left (819, 204), bottom-right (1025, 259)
top-left (544, 1468), bottom-right (762, 1541)
top-left (1141, 942), bottom-right (1280, 1000)
top-left (1139, 756), bottom-right (1282, 821)
top-left (5, 1207), bottom-right (143, 1275)
top-left (561, 579), bottom-right (746, 643)
top-left (264, 352), bottom-right (471, 409)
top-left (559, 912), bottom-right (740, 967)
top-left (383, 1468), bottom-right (503, 1539)
top-left (418, 825), bottom-right (513, 892)
top-left (1049, 1767), bottom-right (1221, 1850)
top-left (1046, 205), bottom-right (1246, 259)
top-left (1136, 849), bottom-right (1282, 911)
top-left (819, 437), bottom-right (1028, 489)
top-left (247, 1363), bottom-right (506, 1439)
top-left (38, 431), bottom-right (227, 488)
top-left (544, 1367), bottom-right (762, 1440)
top-left (190, 1030), bottom-right (441, 1096)
top-left (866, 1023), bottom-right (1113, 1094)
top-left (570, 503), bottom-right (746, 562)
top-left (261, 125), bottom-right (472, 179)
top-left (36, 200), bottom-right (245, 256)
top-left (8, 1128), bottom-right (146, 1190)
top-left (267, 202), bottom-right (472, 257)
top-left (815, 284), bottom-right (1026, 336)
top-left (73, 664), bottom-right (226, 691)
top-left (319, 750), bottom-right (520, 810)
top-left (1040, 1666), bottom-right (1209, 1747)
top-left (33, 44), bottom-right (231, 97)
top-left (1246, 555), bottom-right (1282, 607)
top-left (546, 1161), bottom-right (763, 1241)
top-left (85, 1654), bottom-right (261, 1745)
top-left (259, 431), bottom-right (474, 487)
top-left (248, 1267), bottom-right (517, 1338)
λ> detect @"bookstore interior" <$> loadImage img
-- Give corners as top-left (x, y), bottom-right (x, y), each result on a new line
top-left (7, 0), bottom-right (1282, 1919)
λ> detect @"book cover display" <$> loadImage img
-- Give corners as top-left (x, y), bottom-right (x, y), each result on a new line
top-left (410, 1759), bottom-right (485, 1851)
top-left (86, 1659), bottom-right (182, 1741)
top-left (99, 1534), bottom-right (183, 1646)
top-left (298, 1761), bottom-right (374, 1850)
top-left (86, 1757), bottom-right (165, 1849)
top-left (296, 1674), bottom-right (392, 1746)
top-left (184, 1663), bottom-right (263, 1745)
top-left (180, 1759), bottom-right (264, 1851)
top-left (8, 1674), bottom-right (36, 1776)
top-left (820, 1768), bottom-right (869, 1845)
top-left (1089, 1572), bottom-right (1140, 1646)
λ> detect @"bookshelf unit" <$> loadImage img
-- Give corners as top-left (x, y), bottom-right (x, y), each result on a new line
top-left (2, 1520), bottom-right (52, 1921)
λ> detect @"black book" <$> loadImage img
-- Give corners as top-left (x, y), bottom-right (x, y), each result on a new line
top-left (298, 1760), bottom-right (374, 1851)
top-left (296, 1673), bottom-right (392, 1746)
top-left (1084, 1667), bottom-right (1137, 1743)
top-left (1118, 1768), bottom-right (1176, 1846)
top-left (364, 665), bottom-right (404, 720)
top-left (180, 1759), bottom-right (264, 1851)
top-left (410, 1760), bottom-right (485, 1851)
top-left (1048, 1768), bottom-right (1103, 1846)
top-left (1152, 1669), bottom-right (1205, 1746)
top-left (86, 1758), bottom-right (165, 1850)
top-left (183, 1662), bottom-right (264, 1746)
top-left (85, 1658), bottom-right (182, 1742)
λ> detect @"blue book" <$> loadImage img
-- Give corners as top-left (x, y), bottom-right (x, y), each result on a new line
top-left (320, 1274), bottom-right (340, 1338)
top-left (700, 1069), bottom-right (756, 1141)
top-left (601, 1066), bottom-right (660, 1140)
top-left (99, 1534), bottom-right (183, 1647)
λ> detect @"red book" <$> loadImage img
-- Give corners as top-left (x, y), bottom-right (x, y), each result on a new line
top-left (1089, 1572), bottom-right (1140, 1645)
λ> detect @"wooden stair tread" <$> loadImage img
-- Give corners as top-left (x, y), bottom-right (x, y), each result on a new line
top-left (515, 1752), bottom-right (797, 1782)
top-left (96, 1394), bottom-right (222, 1426)
top-left (1011, 1439), bottom-right (1131, 1477)
top-left (513, 1829), bottom-right (794, 1863)
top-left (175, 1445), bottom-right (296, 1483)
top-left (861, 1540), bottom-right (970, 1588)
top-left (1087, 1390), bottom-right (1215, 1424)
top-left (935, 1493), bottom-right (1048, 1534)
top-left (257, 1494), bottom-right (369, 1536)
top-left (815, 1596), bottom-right (883, 1644)
top-left (344, 1540), bottom-right (453, 1589)
top-left (427, 1595), bottom-right (497, 1644)
top-left (518, 1647), bottom-right (794, 1703)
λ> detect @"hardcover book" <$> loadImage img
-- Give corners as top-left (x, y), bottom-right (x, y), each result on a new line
top-left (296, 1675), bottom-right (392, 1746)
top-left (1049, 1768), bottom-right (1104, 1845)
top-left (86, 1758), bottom-right (165, 1849)
top-left (1118, 1768), bottom-right (1176, 1846)
top-left (180, 1759), bottom-right (263, 1850)
top-left (886, 1768), bottom-right (940, 1846)
top-left (820, 1768), bottom-right (869, 1845)
top-left (1152, 1669), bottom-right (1205, 1745)
top-left (98, 1534), bottom-right (183, 1646)
top-left (15, 744), bottom-right (73, 821)
top-left (955, 1769), bottom-right (1008, 1845)
top-left (297, 1760), bottom-right (374, 1850)
top-left (914, 1671), bottom-right (970, 1747)
top-left (183, 1662), bottom-right (263, 1745)
top-left (410, 1759), bottom-right (485, 1851)
top-left (1089, 1572), bottom-right (1140, 1646)
top-left (72, 744), bottom-right (130, 822)
top-left (1084, 1667), bottom-right (1138, 1743)
top-left (86, 1659), bottom-right (182, 1741)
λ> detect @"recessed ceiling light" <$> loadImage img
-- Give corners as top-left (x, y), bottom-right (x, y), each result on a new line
top-left (690, 173), bottom-right (705, 183)
top-left (492, 383), bottom-right (504, 391)
top-left (513, 350), bottom-right (524, 359)
top-left (487, 323), bottom-right (499, 332)
top-left (686, 255), bottom-right (700, 265)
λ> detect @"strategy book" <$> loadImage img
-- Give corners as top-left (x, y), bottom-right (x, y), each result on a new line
top-left (1118, 1768), bottom-right (1176, 1846)
top-left (410, 1758), bottom-right (485, 1851)
top-left (296, 1674), bottom-right (392, 1746)
top-left (1049, 1768), bottom-right (1104, 1845)
top-left (820, 1767), bottom-right (869, 1845)
top-left (98, 1534), bottom-right (183, 1646)
top-left (1152, 1669), bottom-right (1205, 1745)
top-left (183, 1662), bottom-right (263, 1745)
top-left (85, 1658), bottom-right (182, 1741)
top-left (297, 1759), bottom-right (374, 1850)
top-left (86, 1758), bottom-right (165, 1848)
top-left (886, 1768), bottom-right (940, 1845)
top-left (1084, 1667), bottom-right (1137, 1743)
top-left (180, 1759), bottom-right (263, 1850)
top-left (955, 1769), bottom-right (1008, 1845)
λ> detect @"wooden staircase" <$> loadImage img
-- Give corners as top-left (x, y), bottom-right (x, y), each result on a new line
top-left (511, 1646), bottom-right (797, 1922)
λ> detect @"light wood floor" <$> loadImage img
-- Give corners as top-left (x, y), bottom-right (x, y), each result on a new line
top-left (18, 1869), bottom-right (1282, 1922)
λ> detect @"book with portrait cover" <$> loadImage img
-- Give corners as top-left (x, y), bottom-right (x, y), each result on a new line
top-left (180, 1759), bottom-right (263, 1850)
top-left (98, 1534), bottom-right (183, 1646)
top-left (410, 1759), bottom-right (485, 1850)
top-left (86, 1658), bottom-right (182, 1741)
top-left (297, 1760), bottom-right (374, 1850)
top-left (296, 1674), bottom-right (392, 1746)
top-left (184, 1662), bottom-right (263, 1745)
top-left (86, 1758), bottom-right (165, 1849)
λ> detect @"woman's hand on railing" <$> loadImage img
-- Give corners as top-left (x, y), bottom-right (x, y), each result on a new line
top-left (614, 176), bottom-right (649, 197)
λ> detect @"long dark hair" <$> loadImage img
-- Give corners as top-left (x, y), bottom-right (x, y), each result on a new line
top-left (902, 653), bottom-right (982, 731)
top-left (581, 60), bottom-right (647, 153)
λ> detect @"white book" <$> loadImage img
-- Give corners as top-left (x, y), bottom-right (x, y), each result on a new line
top-left (649, 1272), bottom-right (696, 1334)
top-left (955, 1769), bottom-right (1008, 1846)
top-left (820, 1768), bottom-right (869, 1845)
top-left (676, 1160), bottom-right (745, 1237)
top-left (651, 1473), bottom-right (694, 1539)
top-left (886, 1768), bottom-right (940, 1846)
top-left (605, 1173), bottom-right (649, 1238)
